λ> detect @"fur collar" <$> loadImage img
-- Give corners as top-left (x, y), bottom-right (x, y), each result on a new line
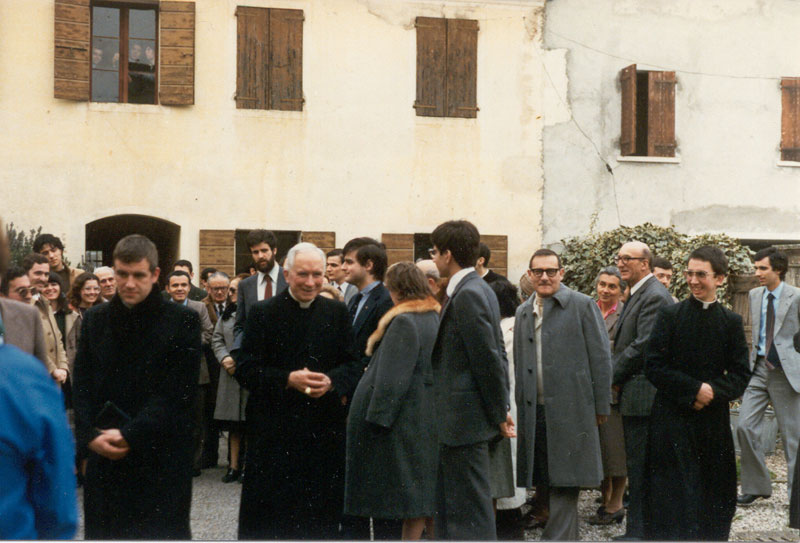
top-left (365, 297), bottom-right (440, 356)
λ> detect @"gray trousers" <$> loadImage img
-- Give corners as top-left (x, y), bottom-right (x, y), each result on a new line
top-left (542, 486), bottom-right (579, 541)
top-left (737, 358), bottom-right (800, 498)
top-left (435, 441), bottom-right (496, 540)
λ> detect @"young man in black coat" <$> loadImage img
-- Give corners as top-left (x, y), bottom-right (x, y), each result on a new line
top-left (73, 235), bottom-right (201, 539)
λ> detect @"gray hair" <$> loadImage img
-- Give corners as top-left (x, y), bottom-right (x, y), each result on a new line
top-left (285, 242), bottom-right (325, 270)
top-left (94, 266), bottom-right (113, 276)
top-left (208, 271), bottom-right (230, 282)
top-left (595, 265), bottom-right (626, 290)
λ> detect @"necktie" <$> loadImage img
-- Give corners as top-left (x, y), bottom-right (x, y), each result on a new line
top-left (349, 292), bottom-right (363, 323)
top-left (264, 275), bottom-right (273, 300)
top-left (217, 304), bottom-right (224, 317)
top-left (765, 293), bottom-right (781, 369)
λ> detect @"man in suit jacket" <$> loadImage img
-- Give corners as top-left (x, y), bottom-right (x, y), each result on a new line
top-left (737, 247), bottom-right (800, 505)
top-left (611, 241), bottom-right (673, 541)
top-left (514, 249), bottom-right (611, 540)
top-left (233, 230), bottom-right (288, 352)
top-left (476, 242), bottom-right (507, 286)
top-left (1, 274), bottom-right (48, 365)
top-left (326, 249), bottom-right (358, 305)
top-left (430, 220), bottom-right (510, 540)
top-left (166, 270), bottom-right (214, 475)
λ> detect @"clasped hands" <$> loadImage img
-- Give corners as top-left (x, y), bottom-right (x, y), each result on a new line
top-left (88, 428), bottom-right (130, 460)
top-left (693, 382), bottom-right (714, 410)
top-left (288, 367), bottom-right (332, 398)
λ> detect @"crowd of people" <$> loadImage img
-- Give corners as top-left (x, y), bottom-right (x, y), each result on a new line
top-left (1, 218), bottom-right (800, 541)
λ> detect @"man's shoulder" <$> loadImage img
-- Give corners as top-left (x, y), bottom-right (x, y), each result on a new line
top-left (0, 297), bottom-right (39, 320)
top-left (239, 274), bottom-right (257, 290)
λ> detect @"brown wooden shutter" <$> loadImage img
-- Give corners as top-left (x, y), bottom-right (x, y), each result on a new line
top-left (301, 232), bottom-right (336, 253)
top-left (159, 1), bottom-right (195, 106)
top-left (199, 230), bottom-right (235, 277)
top-left (415, 17), bottom-right (446, 117)
top-left (382, 234), bottom-right (414, 266)
top-left (446, 19), bottom-right (478, 119)
top-left (646, 71), bottom-right (676, 157)
top-left (235, 6), bottom-right (268, 109)
top-left (269, 9), bottom-right (304, 111)
top-left (781, 78), bottom-right (800, 162)
top-left (480, 235), bottom-right (508, 279)
top-left (54, 0), bottom-right (90, 101)
top-left (619, 64), bottom-right (637, 156)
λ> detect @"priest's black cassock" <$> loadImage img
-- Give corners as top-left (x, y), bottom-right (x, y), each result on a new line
top-left (234, 289), bottom-right (361, 540)
top-left (643, 296), bottom-right (751, 541)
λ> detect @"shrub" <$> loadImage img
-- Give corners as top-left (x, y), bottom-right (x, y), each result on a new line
top-left (559, 223), bottom-right (754, 306)
top-left (5, 223), bottom-right (42, 268)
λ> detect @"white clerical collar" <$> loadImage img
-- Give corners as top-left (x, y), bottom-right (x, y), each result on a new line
top-left (288, 288), bottom-right (314, 309)
top-left (446, 267), bottom-right (475, 297)
top-left (693, 296), bottom-right (717, 309)
top-left (630, 273), bottom-right (653, 296)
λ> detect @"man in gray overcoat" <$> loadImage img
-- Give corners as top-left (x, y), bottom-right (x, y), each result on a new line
top-left (514, 248), bottom-right (612, 540)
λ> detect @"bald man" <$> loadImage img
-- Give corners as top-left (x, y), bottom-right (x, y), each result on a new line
top-left (610, 241), bottom-right (672, 541)
top-left (416, 259), bottom-right (442, 297)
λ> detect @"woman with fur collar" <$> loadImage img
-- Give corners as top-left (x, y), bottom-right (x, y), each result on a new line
top-left (344, 262), bottom-right (440, 540)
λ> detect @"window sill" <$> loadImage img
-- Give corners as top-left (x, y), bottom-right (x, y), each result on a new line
top-left (777, 160), bottom-right (800, 168)
top-left (414, 116), bottom-right (479, 126)
top-left (616, 155), bottom-right (681, 164)
top-left (233, 108), bottom-right (305, 119)
top-left (87, 102), bottom-right (164, 114)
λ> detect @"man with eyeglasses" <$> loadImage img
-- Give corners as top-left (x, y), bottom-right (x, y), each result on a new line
top-left (514, 248), bottom-right (611, 540)
top-left (737, 247), bottom-right (800, 509)
top-left (610, 241), bottom-right (672, 541)
top-left (0, 265), bottom-right (48, 366)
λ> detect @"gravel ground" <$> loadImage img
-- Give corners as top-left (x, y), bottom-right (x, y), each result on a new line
top-left (75, 443), bottom-right (796, 540)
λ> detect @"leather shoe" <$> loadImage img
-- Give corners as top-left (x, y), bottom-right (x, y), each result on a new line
top-left (222, 468), bottom-right (240, 483)
top-left (192, 469), bottom-right (201, 478)
top-left (737, 493), bottom-right (769, 505)
top-left (611, 535), bottom-right (641, 541)
top-left (587, 507), bottom-right (624, 525)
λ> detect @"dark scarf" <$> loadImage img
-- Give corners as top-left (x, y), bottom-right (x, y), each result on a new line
top-left (221, 301), bottom-right (237, 321)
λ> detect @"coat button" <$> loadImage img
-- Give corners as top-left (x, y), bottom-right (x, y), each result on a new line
top-left (527, 400), bottom-right (532, 406)
top-left (528, 367), bottom-right (533, 373)
top-left (529, 337), bottom-right (534, 342)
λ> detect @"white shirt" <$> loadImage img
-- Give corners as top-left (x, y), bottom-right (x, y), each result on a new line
top-left (257, 266), bottom-right (281, 302)
top-left (630, 273), bottom-right (654, 297)
top-left (446, 267), bottom-right (475, 297)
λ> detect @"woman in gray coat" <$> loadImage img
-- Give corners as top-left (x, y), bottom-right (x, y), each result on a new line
top-left (344, 262), bottom-right (440, 540)
top-left (212, 276), bottom-right (248, 483)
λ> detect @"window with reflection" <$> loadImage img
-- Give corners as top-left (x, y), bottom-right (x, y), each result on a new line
top-left (91, 4), bottom-right (157, 104)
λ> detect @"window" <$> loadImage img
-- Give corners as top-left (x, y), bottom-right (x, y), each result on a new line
top-left (235, 7), bottom-right (304, 111)
top-left (91, 4), bottom-right (157, 103)
top-left (414, 17), bottom-right (478, 119)
top-left (781, 78), bottom-right (800, 162)
top-left (620, 64), bottom-right (676, 157)
top-left (54, 1), bottom-right (195, 105)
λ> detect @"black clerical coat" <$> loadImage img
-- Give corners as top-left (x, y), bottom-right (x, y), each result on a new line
top-left (643, 297), bottom-right (751, 541)
top-left (234, 290), bottom-right (361, 540)
top-left (72, 288), bottom-right (201, 540)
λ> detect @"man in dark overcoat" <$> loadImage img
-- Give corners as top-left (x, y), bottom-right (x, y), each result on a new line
top-left (73, 235), bottom-right (201, 539)
top-left (234, 242), bottom-right (362, 539)
top-left (643, 246), bottom-right (750, 540)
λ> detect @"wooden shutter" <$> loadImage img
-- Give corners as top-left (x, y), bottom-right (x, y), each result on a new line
top-left (481, 235), bottom-right (508, 279)
top-left (159, 1), bottom-right (195, 106)
top-left (269, 9), bottom-right (304, 111)
top-left (301, 232), bottom-right (335, 254)
top-left (199, 230), bottom-right (235, 277)
top-left (236, 6), bottom-right (268, 109)
top-left (781, 78), bottom-right (800, 162)
top-left (619, 64), bottom-right (637, 156)
top-left (382, 234), bottom-right (414, 266)
top-left (54, 0), bottom-right (90, 101)
top-left (646, 71), bottom-right (676, 157)
top-left (446, 19), bottom-right (478, 119)
top-left (414, 17), bottom-right (446, 117)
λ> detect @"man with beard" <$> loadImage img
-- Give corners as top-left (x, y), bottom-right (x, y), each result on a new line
top-left (73, 235), bottom-right (201, 539)
top-left (233, 230), bottom-right (288, 352)
top-left (234, 242), bottom-right (361, 539)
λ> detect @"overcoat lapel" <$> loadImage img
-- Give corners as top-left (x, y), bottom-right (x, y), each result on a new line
top-left (614, 281), bottom-right (645, 340)
top-left (352, 288), bottom-right (379, 335)
top-left (775, 287), bottom-right (794, 336)
top-left (750, 287), bottom-right (763, 347)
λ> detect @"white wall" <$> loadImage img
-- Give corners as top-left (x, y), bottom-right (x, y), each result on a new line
top-left (1, 0), bottom-right (545, 281)
top-left (543, 0), bottom-right (800, 244)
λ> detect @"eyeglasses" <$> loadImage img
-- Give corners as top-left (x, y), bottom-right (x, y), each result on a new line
top-left (209, 286), bottom-right (229, 292)
top-left (684, 270), bottom-right (715, 280)
top-left (228, 287), bottom-right (237, 293)
top-left (529, 268), bottom-right (560, 278)
top-left (614, 255), bottom-right (646, 264)
top-left (427, 248), bottom-right (439, 257)
top-left (14, 287), bottom-right (35, 297)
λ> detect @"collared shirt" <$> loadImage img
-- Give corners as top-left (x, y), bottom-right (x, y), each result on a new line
top-left (353, 280), bottom-right (380, 321)
top-left (257, 266), bottom-right (280, 302)
top-left (533, 294), bottom-right (545, 404)
top-left (629, 273), bottom-right (653, 297)
top-left (446, 267), bottom-right (476, 297)
top-left (331, 281), bottom-right (349, 297)
top-left (597, 300), bottom-right (618, 320)
top-left (287, 287), bottom-right (314, 309)
top-left (758, 281), bottom-right (784, 355)
top-left (172, 298), bottom-right (188, 306)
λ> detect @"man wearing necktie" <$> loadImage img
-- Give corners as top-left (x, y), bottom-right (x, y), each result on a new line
top-left (737, 247), bottom-right (800, 506)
